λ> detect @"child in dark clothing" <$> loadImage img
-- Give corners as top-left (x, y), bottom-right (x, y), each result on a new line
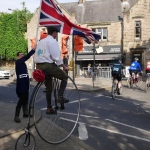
top-left (14, 48), bottom-right (35, 123)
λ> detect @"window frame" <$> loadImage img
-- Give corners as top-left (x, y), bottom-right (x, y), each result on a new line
top-left (94, 28), bottom-right (108, 41)
top-left (135, 21), bottom-right (141, 40)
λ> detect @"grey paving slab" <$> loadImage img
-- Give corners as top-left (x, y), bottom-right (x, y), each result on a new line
top-left (0, 127), bottom-right (94, 150)
top-left (0, 102), bottom-right (40, 138)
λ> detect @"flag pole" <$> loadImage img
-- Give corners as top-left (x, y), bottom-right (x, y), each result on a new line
top-left (93, 42), bottom-right (96, 88)
top-left (72, 35), bottom-right (75, 82)
top-left (31, 0), bottom-right (43, 73)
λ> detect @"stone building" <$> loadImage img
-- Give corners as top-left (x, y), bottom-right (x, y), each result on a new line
top-left (27, 0), bottom-right (150, 76)
top-left (123, 0), bottom-right (150, 73)
top-left (61, 0), bottom-right (123, 72)
top-left (26, 0), bottom-right (123, 76)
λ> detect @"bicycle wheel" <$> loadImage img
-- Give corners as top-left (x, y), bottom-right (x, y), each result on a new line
top-left (135, 75), bottom-right (143, 87)
top-left (145, 78), bottom-right (150, 93)
top-left (130, 78), bottom-right (134, 89)
top-left (33, 76), bottom-right (80, 144)
top-left (15, 133), bottom-right (36, 150)
top-left (112, 80), bottom-right (117, 99)
top-left (127, 78), bottom-right (131, 88)
top-left (120, 85), bottom-right (122, 94)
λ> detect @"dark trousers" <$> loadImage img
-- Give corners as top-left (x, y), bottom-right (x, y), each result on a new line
top-left (16, 92), bottom-right (28, 108)
top-left (15, 92), bottom-right (28, 116)
top-left (36, 63), bottom-right (68, 108)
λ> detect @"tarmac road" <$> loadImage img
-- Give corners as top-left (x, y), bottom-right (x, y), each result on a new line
top-left (0, 77), bottom-right (150, 150)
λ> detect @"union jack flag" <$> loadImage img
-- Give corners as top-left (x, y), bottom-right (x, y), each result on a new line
top-left (39, 0), bottom-right (101, 43)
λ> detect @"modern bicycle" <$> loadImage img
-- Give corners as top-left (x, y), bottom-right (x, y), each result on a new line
top-left (15, 70), bottom-right (80, 149)
top-left (145, 73), bottom-right (150, 93)
top-left (127, 72), bottom-right (143, 89)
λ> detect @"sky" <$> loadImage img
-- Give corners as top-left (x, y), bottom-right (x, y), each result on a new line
top-left (0, 0), bottom-right (78, 13)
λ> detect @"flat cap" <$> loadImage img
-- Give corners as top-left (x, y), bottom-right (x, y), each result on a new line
top-left (47, 26), bottom-right (60, 33)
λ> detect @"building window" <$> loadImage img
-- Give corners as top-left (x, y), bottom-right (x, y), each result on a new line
top-left (97, 28), bottom-right (108, 41)
top-left (92, 29), bottom-right (96, 32)
top-left (135, 21), bottom-right (141, 39)
top-left (92, 28), bottom-right (108, 41)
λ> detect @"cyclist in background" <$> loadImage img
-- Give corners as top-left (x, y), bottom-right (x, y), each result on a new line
top-left (112, 59), bottom-right (125, 95)
top-left (129, 57), bottom-right (142, 80)
top-left (146, 60), bottom-right (150, 75)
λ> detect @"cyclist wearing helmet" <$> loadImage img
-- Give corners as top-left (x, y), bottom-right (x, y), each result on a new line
top-left (146, 60), bottom-right (150, 75)
top-left (129, 57), bottom-right (142, 79)
top-left (112, 59), bottom-right (125, 95)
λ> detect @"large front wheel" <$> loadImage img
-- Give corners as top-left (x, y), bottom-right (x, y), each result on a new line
top-left (33, 76), bottom-right (80, 144)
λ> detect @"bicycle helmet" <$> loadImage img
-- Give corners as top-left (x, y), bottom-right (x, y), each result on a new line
top-left (32, 69), bottom-right (45, 82)
top-left (134, 57), bottom-right (139, 61)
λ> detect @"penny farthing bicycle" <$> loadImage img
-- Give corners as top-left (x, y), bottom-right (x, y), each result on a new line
top-left (15, 69), bottom-right (80, 149)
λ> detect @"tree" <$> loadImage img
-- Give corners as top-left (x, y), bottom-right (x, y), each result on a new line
top-left (0, 2), bottom-right (33, 60)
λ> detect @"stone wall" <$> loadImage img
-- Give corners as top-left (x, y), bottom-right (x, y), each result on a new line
top-left (0, 60), bottom-right (15, 69)
top-left (123, 0), bottom-right (150, 71)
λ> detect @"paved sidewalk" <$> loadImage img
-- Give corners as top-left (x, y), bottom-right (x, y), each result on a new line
top-left (11, 76), bottom-right (112, 92)
top-left (0, 101), bottom-right (94, 150)
top-left (74, 77), bottom-right (112, 91)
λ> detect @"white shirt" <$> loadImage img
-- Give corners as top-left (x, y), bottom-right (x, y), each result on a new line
top-left (34, 35), bottom-right (63, 65)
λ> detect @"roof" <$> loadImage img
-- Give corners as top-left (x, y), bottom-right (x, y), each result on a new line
top-left (60, 0), bottom-right (137, 24)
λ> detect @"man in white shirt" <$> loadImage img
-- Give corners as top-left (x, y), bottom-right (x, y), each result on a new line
top-left (34, 26), bottom-right (69, 114)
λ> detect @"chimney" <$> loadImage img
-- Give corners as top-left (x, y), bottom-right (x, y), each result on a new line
top-left (78, 0), bottom-right (86, 4)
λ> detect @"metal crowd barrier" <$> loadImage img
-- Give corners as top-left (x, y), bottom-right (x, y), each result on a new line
top-left (83, 67), bottom-right (112, 79)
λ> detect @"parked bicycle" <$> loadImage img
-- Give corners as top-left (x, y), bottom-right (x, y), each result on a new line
top-left (111, 80), bottom-right (122, 99)
top-left (127, 72), bottom-right (143, 89)
top-left (15, 70), bottom-right (80, 149)
top-left (145, 73), bottom-right (150, 93)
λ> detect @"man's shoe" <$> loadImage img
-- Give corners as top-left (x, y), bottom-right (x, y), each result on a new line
top-left (57, 96), bottom-right (69, 103)
top-left (46, 107), bottom-right (55, 114)
top-left (14, 116), bottom-right (21, 123)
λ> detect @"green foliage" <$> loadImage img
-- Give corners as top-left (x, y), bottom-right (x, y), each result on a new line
top-left (0, 2), bottom-right (33, 60)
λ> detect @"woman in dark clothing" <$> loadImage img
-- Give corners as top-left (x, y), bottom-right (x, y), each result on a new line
top-left (14, 48), bottom-right (35, 123)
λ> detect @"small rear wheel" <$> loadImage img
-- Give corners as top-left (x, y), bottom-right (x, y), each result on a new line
top-left (15, 133), bottom-right (36, 150)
